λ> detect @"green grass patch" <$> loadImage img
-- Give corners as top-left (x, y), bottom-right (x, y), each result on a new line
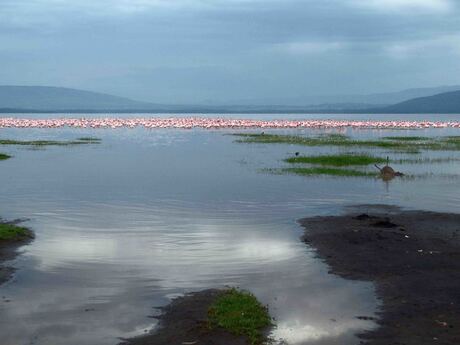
top-left (0, 223), bottom-right (33, 241)
top-left (233, 133), bottom-right (413, 149)
top-left (282, 167), bottom-right (377, 177)
top-left (383, 136), bottom-right (430, 141)
top-left (208, 288), bottom-right (272, 345)
top-left (0, 153), bottom-right (11, 160)
top-left (76, 137), bottom-right (102, 142)
top-left (233, 133), bottom-right (460, 153)
top-left (0, 138), bottom-right (101, 146)
top-left (285, 154), bottom-right (386, 166)
top-left (443, 136), bottom-right (460, 145)
top-left (396, 157), bottom-right (460, 164)
top-left (318, 133), bottom-right (349, 140)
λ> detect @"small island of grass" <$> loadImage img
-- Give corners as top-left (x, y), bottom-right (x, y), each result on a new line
top-left (0, 222), bottom-right (34, 241)
top-left (0, 220), bottom-right (34, 286)
top-left (281, 167), bottom-right (377, 177)
top-left (0, 137), bottom-right (101, 146)
top-left (285, 154), bottom-right (386, 166)
top-left (382, 136), bottom-right (430, 141)
top-left (0, 153), bottom-right (11, 160)
top-left (208, 288), bottom-right (272, 345)
top-left (444, 136), bottom-right (460, 144)
top-left (232, 133), bottom-right (460, 153)
top-left (120, 288), bottom-right (272, 345)
top-left (76, 137), bottom-right (102, 142)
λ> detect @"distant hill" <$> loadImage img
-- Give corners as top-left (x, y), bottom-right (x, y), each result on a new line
top-left (216, 85), bottom-right (460, 107)
top-left (0, 85), bottom-right (258, 113)
top-left (0, 86), bottom-right (158, 111)
top-left (2, 85), bottom-right (460, 114)
top-left (377, 90), bottom-right (460, 114)
top-left (346, 85), bottom-right (460, 106)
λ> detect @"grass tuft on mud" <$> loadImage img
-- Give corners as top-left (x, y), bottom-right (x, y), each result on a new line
top-left (0, 153), bottom-right (11, 160)
top-left (208, 288), bottom-right (272, 345)
top-left (0, 223), bottom-right (33, 241)
top-left (281, 167), bottom-right (377, 177)
top-left (285, 154), bottom-right (386, 166)
top-left (0, 138), bottom-right (101, 146)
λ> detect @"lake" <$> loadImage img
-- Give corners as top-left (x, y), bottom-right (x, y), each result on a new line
top-left (1, 113), bottom-right (460, 345)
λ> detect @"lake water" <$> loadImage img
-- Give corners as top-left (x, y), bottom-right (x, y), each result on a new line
top-left (1, 113), bottom-right (460, 345)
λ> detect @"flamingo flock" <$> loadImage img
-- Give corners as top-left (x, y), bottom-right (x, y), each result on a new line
top-left (1, 117), bottom-right (460, 130)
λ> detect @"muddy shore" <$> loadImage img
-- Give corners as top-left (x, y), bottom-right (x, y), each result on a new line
top-left (300, 205), bottom-right (460, 345)
top-left (0, 219), bottom-right (34, 286)
top-left (119, 289), bottom-right (260, 345)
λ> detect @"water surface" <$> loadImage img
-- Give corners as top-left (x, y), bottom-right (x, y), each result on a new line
top-left (1, 114), bottom-right (459, 345)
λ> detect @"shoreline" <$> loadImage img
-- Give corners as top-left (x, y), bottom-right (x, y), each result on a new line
top-left (119, 289), bottom-right (271, 345)
top-left (0, 219), bottom-right (34, 286)
top-left (3, 206), bottom-right (460, 344)
top-left (299, 205), bottom-right (460, 344)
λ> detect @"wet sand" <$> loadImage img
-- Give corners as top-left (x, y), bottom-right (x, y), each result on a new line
top-left (299, 205), bottom-right (460, 345)
top-left (0, 220), bottom-right (34, 286)
top-left (119, 289), bottom-right (260, 345)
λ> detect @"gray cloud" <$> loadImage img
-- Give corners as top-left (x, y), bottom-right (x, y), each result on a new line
top-left (1, 0), bottom-right (460, 104)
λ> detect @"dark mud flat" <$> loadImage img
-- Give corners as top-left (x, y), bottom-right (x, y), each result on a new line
top-left (120, 289), bottom-right (259, 345)
top-left (0, 220), bottom-right (34, 285)
top-left (300, 205), bottom-right (460, 345)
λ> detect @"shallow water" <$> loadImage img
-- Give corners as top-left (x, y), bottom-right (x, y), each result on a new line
top-left (1, 114), bottom-right (460, 345)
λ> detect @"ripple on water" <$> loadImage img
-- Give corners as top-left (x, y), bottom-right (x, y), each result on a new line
top-left (1, 123), bottom-right (459, 344)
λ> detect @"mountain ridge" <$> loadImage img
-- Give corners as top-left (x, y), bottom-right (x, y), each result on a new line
top-left (376, 90), bottom-right (460, 114)
top-left (0, 85), bottom-right (157, 111)
top-left (1, 85), bottom-right (460, 114)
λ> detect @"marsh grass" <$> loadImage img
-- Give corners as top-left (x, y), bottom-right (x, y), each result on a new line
top-left (0, 223), bottom-right (33, 241)
top-left (0, 153), bottom-right (11, 160)
top-left (285, 154), bottom-right (386, 166)
top-left (208, 288), bottom-right (272, 345)
top-left (396, 157), bottom-right (460, 164)
top-left (318, 133), bottom-right (349, 140)
top-left (0, 138), bottom-right (101, 146)
top-left (233, 133), bottom-right (460, 152)
top-left (76, 137), bottom-right (102, 142)
top-left (281, 167), bottom-right (377, 177)
top-left (287, 153), bottom-right (460, 166)
top-left (383, 136), bottom-right (430, 141)
top-left (444, 136), bottom-right (460, 145)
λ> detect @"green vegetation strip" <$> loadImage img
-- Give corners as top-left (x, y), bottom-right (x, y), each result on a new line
top-left (0, 153), bottom-right (11, 160)
top-left (76, 137), bottom-right (102, 142)
top-left (208, 288), bottom-right (272, 345)
top-left (282, 167), bottom-right (377, 177)
top-left (396, 157), bottom-right (460, 164)
top-left (285, 154), bottom-right (386, 166)
top-left (0, 138), bottom-right (101, 146)
top-left (382, 136), bottom-right (430, 141)
top-left (0, 223), bottom-right (33, 241)
top-left (445, 136), bottom-right (460, 144)
top-left (233, 133), bottom-right (460, 152)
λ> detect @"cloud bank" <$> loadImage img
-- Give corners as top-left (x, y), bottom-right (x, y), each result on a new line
top-left (1, 0), bottom-right (459, 104)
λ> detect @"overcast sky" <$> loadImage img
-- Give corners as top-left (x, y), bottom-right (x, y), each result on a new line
top-left (1, 0), bottom-right (460, 104)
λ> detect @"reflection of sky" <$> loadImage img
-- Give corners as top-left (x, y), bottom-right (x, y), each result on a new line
top-left (1, 123), bottom-right (459, 344)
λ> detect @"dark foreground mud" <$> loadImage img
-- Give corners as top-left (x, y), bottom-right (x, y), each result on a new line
top-left (300, 205), bottom-right (460, 345)
top-left (0, 219), bottom-right (34, 285)
top-left (120, 289), bottom-right (261, 345)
